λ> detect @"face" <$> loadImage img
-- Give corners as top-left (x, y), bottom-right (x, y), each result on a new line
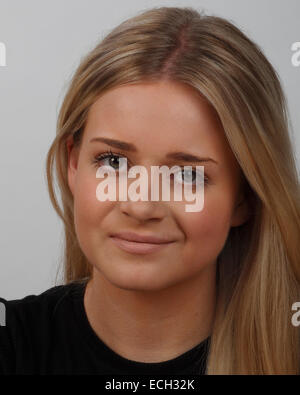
top-left (67, 80), bottom-right (249, 291)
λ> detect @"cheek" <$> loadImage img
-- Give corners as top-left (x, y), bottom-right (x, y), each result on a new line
top-left (73, 171), bottom-right (111, 248)
top-left (179, 193), bottom-right (234, 264)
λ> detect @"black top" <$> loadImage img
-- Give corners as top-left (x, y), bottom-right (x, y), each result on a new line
top-left (0, 281), bottom-right (210, 375)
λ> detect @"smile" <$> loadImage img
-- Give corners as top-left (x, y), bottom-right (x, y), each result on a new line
top-left (109, 236), bottom-right (174, 255)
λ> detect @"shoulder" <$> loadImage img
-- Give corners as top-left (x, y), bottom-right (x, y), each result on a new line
top-left (0, 282), bottom-right (75, 306)
top-left (0, 283), bottom-right (74, 323)
top-left (0, 281), bottom-right (85, 374)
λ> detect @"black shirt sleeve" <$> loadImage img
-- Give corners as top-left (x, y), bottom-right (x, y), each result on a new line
top-left (0, 297), bottom-right (16, 374)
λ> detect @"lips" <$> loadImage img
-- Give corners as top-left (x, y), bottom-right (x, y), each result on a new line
top-left (110, 231), bottom-right (174, 244)
top-left (109, 231), bottom-right (176, 255)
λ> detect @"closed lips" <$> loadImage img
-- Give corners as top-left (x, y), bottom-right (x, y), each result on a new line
top-left (110, 232), bottom-right (174, 244)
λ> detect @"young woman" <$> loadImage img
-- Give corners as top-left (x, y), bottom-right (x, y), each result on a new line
top-left (0, 6), bottom-right (299, 375)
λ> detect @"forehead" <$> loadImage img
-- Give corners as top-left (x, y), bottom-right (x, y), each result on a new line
top-left (83, 81), bottom-right (237, 168)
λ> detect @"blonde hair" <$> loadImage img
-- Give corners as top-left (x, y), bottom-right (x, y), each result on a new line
top-left (46, 6), bottom-right (300, 374)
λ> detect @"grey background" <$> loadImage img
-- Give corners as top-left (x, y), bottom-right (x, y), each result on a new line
top-left (0, 0), bottom-right (299, 299)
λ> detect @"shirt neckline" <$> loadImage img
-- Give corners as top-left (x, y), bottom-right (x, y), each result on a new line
top-left (70, 280), bottom-right (210, 374)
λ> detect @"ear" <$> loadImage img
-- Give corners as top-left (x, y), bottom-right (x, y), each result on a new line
top-left (66, 135), bottom-right (80, 197)
top-left (230, 191), bottom-right (251, 227)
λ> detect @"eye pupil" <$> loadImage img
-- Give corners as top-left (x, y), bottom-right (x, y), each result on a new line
top-left (182, 169), bottom-right (195, 182)
top-left (109, 156), bottom-right (120, 168)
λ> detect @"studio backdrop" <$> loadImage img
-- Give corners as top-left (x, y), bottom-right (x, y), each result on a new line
top-left (0, 0), bottom-right (299, 299)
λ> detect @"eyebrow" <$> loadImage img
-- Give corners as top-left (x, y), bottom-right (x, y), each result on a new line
top-left (89, 137), bottom-right (218, 165)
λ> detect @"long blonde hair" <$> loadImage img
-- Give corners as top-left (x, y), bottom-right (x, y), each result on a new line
top-left (46, 6), bottom-right (300, 374)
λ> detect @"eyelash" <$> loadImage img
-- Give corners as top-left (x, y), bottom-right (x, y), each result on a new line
top-left (92, 149), bottom-right (210, 185)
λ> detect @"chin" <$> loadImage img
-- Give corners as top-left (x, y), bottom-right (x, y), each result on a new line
top-left (101, 269), bottom-right (174, 293)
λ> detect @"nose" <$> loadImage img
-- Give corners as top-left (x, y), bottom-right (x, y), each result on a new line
top-left (119, 199), bottom-right (166, 222)
top-left (118, 164), bottom-right (168, 222)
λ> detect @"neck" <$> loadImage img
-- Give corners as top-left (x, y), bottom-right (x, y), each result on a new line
top-left (84, 263), bottom-right (217, 363)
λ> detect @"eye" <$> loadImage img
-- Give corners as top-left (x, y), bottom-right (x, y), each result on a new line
top-left (92, 152), bottom-right (210, 185)
top-left (174, 167), bottom-right (209, 186)
top-left (92, 150), bottom-right (128, 171)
